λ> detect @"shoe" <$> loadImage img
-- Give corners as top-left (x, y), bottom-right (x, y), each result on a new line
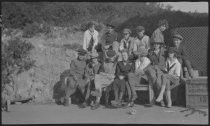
top-left (79, 102), bottom-right (88, 108)
top-left (64, 98), bottom-right (70, 107)
top-left (160, 101), bottom-right (165, 107)
top-left (122, 101), bottom-right (134, 108)
top-left (91, 103), bottom-right (100, 110)
top-left (111, 100), bottom-right (122, 108)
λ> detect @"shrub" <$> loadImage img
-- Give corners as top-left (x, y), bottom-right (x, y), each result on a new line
top-left (1, 38), bottom-right (35, 93)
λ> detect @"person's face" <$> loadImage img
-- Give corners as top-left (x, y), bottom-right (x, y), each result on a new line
top-left (139, 56), bottom-right (144, 62)
top-left (123, 32), bottom-right (130, 40)
top-left (107, 26), bottom-right (114, 33)
top-left (92, 58), bottom-right (98, 64)
top-left (122, 52), bottom-right (128, 61)
top-left (168, 53), bottom-right (175, 58)
top-left (137, 30), bottom-right (145, 38)
top-left (89, 25), bottom-right (95, 32)
top-left (159, 25), bottom-right (166, 32)
top-left (173, 38), bottom-right (182, 47)
top-left (78, 55), bottom-right (86, 60)
top-left (153, 44), bottom-right (160, 50)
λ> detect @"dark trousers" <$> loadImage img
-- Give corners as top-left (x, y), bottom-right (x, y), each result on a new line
top-left (178, 58), bottom-right (193, 77)
top-left (113, 78), bottom-right (126, 101)
top-left (64, 76), bottom-right (89, 102)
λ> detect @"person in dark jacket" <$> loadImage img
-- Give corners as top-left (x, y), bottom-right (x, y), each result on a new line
top-left (62, 48), bottom-right (89, 107)
top-left (172, 33), bottom-right (195, 79)
top-left (111, 50), bottom-right (135, 108)
top-left (100, 22), bottom-right (120, 54)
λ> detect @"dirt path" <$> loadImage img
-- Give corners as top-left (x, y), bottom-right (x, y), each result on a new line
top-left (2, 104), bottom-right (208, 124)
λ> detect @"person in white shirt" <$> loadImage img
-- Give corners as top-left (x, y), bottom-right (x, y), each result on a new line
top-left (83, 22), bottom-right (99, 53)
top-left (127, 48), bottom-right (151, 105)
top-left (132, 26), bottom-right (150, 56)
top-left (156, 47), bottom-right (181, 108)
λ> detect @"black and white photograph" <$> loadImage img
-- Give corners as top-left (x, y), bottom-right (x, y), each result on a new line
top-left (1, 1), bottom-right (208, 124)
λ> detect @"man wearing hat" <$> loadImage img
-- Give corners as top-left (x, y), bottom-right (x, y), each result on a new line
top-left (172, 33), bottom-right (195, 79)
top-left (132, 25), bottom-right (150, 58)
top-left (91, 50), bottom-right (118, 110)
top-left (155, 47), bottom-right (181, 108)
top-left (127, 48), bottom-right (151, 106)
top-left (119, 28), bottom-right (135, 54)
top-left (62, 48), bottom-right (89, 107)
top-left (100, 22), bottom-right (120, 54)
top-left (82, 52), bottom-right (104, 109)
top-left (151, 19), bottom-right (169, 45)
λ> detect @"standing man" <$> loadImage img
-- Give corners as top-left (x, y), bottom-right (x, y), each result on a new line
top-left (128, 49), bottom-right (151, 106)
top-left (172, 33), bottom-right (195, 79)
top-left (151, 19), bottom-right (169, 46)
top-left (132, 25), bottom-right (150, 57)
top-left (83, 21), bottom-right (99, 53)
top-left (62, 48), bottom-right (89, 107)
top-left (100, 22), bottom-right (119, 54)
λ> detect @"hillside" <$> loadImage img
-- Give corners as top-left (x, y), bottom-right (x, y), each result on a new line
top-left (1, 2), bottom-right (208, 104)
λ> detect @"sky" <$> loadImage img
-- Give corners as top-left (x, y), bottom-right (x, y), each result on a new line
top-left (160, 2), bottom-right (208, 13)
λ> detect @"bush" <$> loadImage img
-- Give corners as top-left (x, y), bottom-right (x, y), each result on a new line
top-left (2, 38), bottom-right (35, 92)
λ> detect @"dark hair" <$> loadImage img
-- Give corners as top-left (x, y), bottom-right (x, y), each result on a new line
top-left (87, 22), bottom-right (95, 29)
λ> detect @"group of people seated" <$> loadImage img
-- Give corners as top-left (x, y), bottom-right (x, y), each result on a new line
top-left (60, 19), bottom-right (195, 110)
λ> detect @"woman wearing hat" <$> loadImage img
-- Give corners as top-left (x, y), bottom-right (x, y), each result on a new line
top-left (145, 38), bottom-right (167, 106)
top-left (83, 21), bottom-right (99, 53)
top-left (155, 47), bottom-right (181, 108)
top-left (151, 19), bottom-right (169, 45)
top-left (172, 33), bottom-right (195, 79)
top-left (128, 48), bottom-right (151, 105)
top-left (91, 50), bottom-right (118, 110)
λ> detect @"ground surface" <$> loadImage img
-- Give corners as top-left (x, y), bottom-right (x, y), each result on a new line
top-left (2, 104), bottom-right (208, 124)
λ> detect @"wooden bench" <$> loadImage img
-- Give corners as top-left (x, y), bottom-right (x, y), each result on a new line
top-left (135, 81), bottom-right (154, 104)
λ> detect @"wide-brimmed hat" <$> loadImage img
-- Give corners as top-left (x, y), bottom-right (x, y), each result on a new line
top-left (151, 41), bottom-right (164, 45)
top-left (90, 52), bottom-right (99, 59)
top-left (158, 19), bottom-right (169, 29)
top-left (172, 33), bottom-right (183, 41)
top-left (167, 47), bottom-right (177, 54)
top-left (77, 48), bottom-right (87, 56)
top-left (123, 28), bottom-right (132, 34)
top-left (136, 26), bottom-right (145, 32)
top-left (106, 50), bottom-right (116, 58)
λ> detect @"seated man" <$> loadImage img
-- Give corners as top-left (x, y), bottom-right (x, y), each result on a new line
top-left (80, 52), bottom-right (103, 108)
top-left (118, 28), bottom-right (135, 61)
top-left (62, 48), bottom-right (89, 107)
top-left (91, 50), bottom-right (118, 110)
top-left (100, 22), bottom-right (119, 54)
top-left (156, 47), bottom-right (181, 108)
top-left (111, 50), bottom-right (135, 108)
top-left (128, 49), bottom-right (151, 106)
top-left (172, 33), bottom-right (195, 79)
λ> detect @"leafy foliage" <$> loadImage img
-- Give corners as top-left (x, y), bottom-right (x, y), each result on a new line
top-left (1, 38), bottom-right (35, 91)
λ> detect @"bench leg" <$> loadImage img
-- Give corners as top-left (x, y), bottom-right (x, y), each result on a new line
top-left (148, 84), bottom-right (154, 104)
